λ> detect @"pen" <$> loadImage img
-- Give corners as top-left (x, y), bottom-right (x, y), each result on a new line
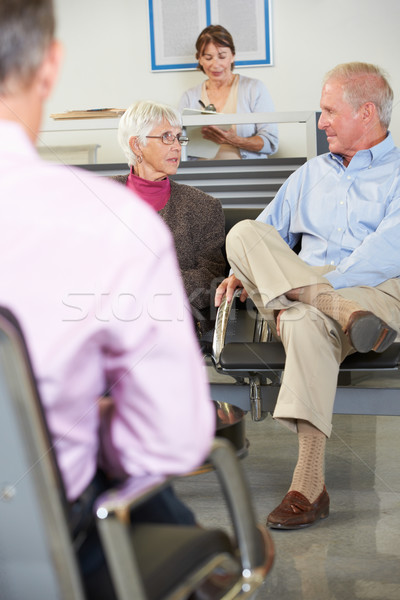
top-left (198, 100), bottom-right (217, 112)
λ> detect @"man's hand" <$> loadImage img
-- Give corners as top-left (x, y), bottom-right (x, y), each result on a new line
top-left (215, 274), bottom-right (247, 307)
top-left (285, 287), bottom-right (302, 301)
top-left (275, 309), bottom-right (287, 337)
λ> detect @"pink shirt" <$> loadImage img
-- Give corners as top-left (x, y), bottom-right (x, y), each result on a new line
top-left (126, 168), bottom-right (170, 211)
top-left (0, 121), bottom-right (215, 501)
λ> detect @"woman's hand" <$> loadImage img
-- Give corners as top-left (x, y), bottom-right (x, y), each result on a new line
top-left (201, 125), bottom-right (236, 145)
top-left (201, 125), bottom-right (264, 152)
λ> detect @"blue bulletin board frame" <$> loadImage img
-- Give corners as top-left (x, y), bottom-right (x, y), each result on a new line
top-left (148, 0), bottom-right (273, 72)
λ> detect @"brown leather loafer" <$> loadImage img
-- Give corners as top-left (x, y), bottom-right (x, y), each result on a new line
top-left (346, 311), bottom-right (397, 353)
top-left (266, 486), bottom-right (329, 529)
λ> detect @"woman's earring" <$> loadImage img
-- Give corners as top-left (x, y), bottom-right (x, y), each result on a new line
top-left (136, 154), bottom-right (143, 164)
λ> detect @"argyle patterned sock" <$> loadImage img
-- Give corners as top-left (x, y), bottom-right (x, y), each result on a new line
top-left (289, 421), bottom-right (326, 503)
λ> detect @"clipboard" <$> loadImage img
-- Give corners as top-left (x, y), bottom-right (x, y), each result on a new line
top-left (182, 108), bottom-right (232, 159)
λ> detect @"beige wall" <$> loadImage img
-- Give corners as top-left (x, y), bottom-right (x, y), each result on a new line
top-left (39, 0), bottom-right (400, 163)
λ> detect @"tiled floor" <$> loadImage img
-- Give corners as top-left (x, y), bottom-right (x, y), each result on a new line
top-left (175, 411), bottom-right (400, 599)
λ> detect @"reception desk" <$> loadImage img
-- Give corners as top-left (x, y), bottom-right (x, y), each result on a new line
top-left (40, 110), bottom-right (326, 163)
top-left (181, 111), bottom-right (320, 161)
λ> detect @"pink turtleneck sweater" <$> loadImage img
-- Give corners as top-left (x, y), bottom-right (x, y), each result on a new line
top-left (126, 167), bottom-right (171, 211)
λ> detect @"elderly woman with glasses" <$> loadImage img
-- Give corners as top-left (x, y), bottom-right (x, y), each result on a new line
top-left (115, 100), bottom-right (226, 335)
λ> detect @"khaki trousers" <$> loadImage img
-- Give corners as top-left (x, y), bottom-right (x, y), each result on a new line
top-left (226, 220), bottom-right (400, 437)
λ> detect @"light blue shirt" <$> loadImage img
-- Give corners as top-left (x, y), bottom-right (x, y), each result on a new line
top-left (256, 133), bottom-right (400, 289)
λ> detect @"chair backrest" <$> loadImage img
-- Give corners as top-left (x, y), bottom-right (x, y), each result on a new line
top-left (0, 305), bottom-right (275, 600)
top-left (0, 307), bottom-right (85, 600)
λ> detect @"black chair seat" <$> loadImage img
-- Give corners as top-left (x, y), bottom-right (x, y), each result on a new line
top-left (340, 344), bottom-right (400, 370)
top-left (220, 341), bottom-right (400, 373)
top-left (132, 524), bottom-right (237, 600)
top-left (220, 342), bottom-right (286, 372)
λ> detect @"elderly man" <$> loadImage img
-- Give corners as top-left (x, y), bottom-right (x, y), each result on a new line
top-left (0, 0), bottom-right (215, 595)
top-left (216, 62), bottom-right (400, 529)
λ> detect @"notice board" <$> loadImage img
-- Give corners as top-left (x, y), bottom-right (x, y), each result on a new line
top-left (148, 0), bottom-right (273, 71)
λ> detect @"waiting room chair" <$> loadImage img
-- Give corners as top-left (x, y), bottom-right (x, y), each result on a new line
top-left (0, 306), bottom-right (274, 600)
top-left (207, 290), bottom-right (400, 421)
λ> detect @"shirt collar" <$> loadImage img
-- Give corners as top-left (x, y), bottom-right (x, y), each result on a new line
top-left (0, 120), bottom-right (38, 159)
top-left (329, 131), bottom-right (394, 169)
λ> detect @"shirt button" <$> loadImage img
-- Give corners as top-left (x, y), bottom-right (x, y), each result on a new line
top-left (337, 227), bottom-right (342, 232)
top-left (330, 261), bottom-right (335, 265)
top-left (347, 175), bottom-right (351, 180)
top-left (340, 201), bottom-right (344, 205)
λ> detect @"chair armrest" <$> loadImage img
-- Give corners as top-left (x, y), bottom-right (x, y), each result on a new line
top-left (94, 438), bottom-right (272, 575)
top-left (94, 474), bottom-right (171, 522)
top-left (209, 438), bottom-right (273, 573)
top-left (94, 475), bottom-right (174, 600)
top-left (212, 289), bottom-right (243, 366)
top-left (212, 290), bottom-right (273, 369)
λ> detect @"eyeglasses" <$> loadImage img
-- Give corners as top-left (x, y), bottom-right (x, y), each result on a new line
top-left (146, 132), bottom-right (189, 146)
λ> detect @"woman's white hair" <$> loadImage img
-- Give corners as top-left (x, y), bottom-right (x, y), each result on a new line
top-left (118, 100), bottom-right (183, 166)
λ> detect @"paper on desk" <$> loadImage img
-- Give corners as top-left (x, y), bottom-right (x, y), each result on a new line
top-left (182, 108), bottom-right (232, 159)
top-left (50, 108), bottom-right (126, 120)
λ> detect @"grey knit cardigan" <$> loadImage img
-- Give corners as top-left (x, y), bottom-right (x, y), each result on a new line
top-left (113, 175), bottom-right (226, 317)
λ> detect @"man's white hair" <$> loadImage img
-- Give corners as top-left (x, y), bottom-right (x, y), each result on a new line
top-left (323, 62), bottom-right (393, 129)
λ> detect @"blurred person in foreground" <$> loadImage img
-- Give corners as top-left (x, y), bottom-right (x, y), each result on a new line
top-left (179, 24), bottom-right (278, 160)
top-left (0, 0), bottom-right (215, 596)
top-left (216, 62), bottom-right (400, 530)
top-left (115, 100), bottom-right (226, 335)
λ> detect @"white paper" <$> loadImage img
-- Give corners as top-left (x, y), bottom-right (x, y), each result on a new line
top-left (183, 109), bottom-right (232, 158)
